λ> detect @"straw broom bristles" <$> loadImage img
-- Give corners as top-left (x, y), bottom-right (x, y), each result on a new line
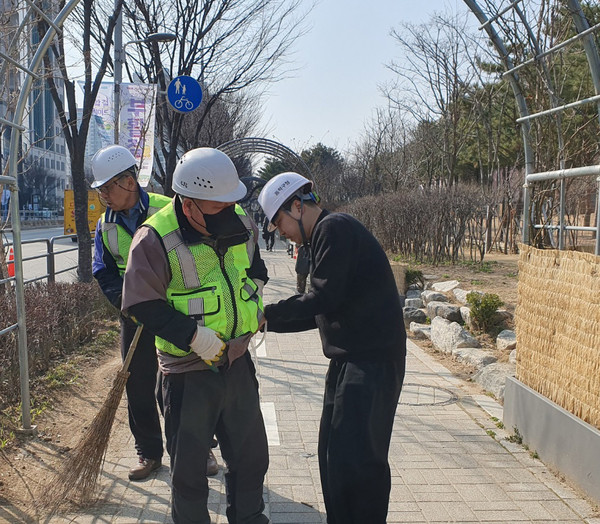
top-left (36, 325), bottom-right (143, 514)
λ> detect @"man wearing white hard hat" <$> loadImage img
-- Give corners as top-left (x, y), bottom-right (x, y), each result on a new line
top-left (258, 172), bottom-right (406, 524)
top-left (122, 147), bottom-right (269, 524)
top-left (91, 144), bottom-right (172, 481)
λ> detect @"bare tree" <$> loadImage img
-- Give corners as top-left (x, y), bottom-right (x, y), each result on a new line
top-left (385, 12), bottom-right (479, 187)
top-left (95, 0), bottom-right (310, 194)
top-left (35, 0), bottom-right (121, 282)
top-left (350, 106), bottom-right (412, 196)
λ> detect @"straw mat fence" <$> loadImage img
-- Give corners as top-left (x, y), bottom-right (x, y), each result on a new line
top-left (515, 245), bottom-right (600, 430)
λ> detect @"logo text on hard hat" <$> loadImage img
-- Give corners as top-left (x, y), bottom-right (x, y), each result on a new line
top-left (274, 180), bottom-right (291, 196)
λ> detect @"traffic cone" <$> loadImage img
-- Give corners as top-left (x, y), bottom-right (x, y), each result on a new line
top-left (7, 246), bottom-right (14, 277)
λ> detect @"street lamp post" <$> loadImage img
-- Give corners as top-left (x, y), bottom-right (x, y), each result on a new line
top-left (113, 29), bottom-right (175, 144)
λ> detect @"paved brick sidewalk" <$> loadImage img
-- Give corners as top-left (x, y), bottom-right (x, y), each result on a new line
top-left (48, 241), bottom-right (599, 523)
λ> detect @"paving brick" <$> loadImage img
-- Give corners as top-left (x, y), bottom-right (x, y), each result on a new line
top-left (52, 248), bottom-right (597, 523)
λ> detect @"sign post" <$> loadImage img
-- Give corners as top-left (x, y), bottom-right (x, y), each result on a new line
top-left (167, 75), bottom-right (203, 113)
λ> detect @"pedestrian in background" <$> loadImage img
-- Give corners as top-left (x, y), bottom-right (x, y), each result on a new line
top-left (258, 171), bottom-right (406, 524)
top-left (295, 243), bottom-right (310, 293)
top-left (262, 218), bottom-right (275, 251)
top-left (122, 147), bottom-right (270, 524)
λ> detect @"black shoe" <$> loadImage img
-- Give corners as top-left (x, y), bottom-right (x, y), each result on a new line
top-left (207, 449), bottom-right (218, 476)
top-left (129, 457), bottom-right (161, 481)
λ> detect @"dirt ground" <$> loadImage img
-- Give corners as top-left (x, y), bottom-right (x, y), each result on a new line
top-left (0, 253), bottom-right (520, 521)
top-left (0, 337), bottom-right (127, 522)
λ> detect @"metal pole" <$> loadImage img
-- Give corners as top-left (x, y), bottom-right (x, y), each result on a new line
top-left (7, 0), bottom-right (82, 433)
top-left (7, 178), bottom-right (31, 431)
top-left (558, 179), bottom-right (565, 250)
top-left (113, 0), bottom-right (122, 144)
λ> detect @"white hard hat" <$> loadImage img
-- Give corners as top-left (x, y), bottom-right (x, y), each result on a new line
top-left (172, 148), bottom-right (247, 202)
top-left (257, 172), bottom-right (313, 223)
top-left (90, 145), bottom-right (137, 188)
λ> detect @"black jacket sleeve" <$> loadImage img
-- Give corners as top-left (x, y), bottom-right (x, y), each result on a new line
top-left (128, 299), bottom-right (197, 351)
top-left (93, 244), bottom-right (124, 309)
top-left (265, 213), bottom-right (353, 332)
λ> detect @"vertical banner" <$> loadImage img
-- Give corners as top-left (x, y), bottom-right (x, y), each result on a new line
top-left (119, 83), bottom-right (157, 187)
top-left (80, 82), bottom-right (157, 187)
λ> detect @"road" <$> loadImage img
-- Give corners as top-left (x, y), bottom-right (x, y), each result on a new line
top-left (3, 226), bottom-right (79, 283)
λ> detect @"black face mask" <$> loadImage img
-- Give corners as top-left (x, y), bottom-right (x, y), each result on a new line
top-left (203, 205), bottom-right (240, 236)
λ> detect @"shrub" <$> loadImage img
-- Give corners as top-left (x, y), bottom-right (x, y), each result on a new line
top-left (405, 268), bottom-right (425, 291)
top-left (466, 291), bottom-right (504, 333)
top-left (0, 282), bottom-right (117, 406)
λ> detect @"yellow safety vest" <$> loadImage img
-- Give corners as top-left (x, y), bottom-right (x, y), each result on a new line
top-left (145, 203), bottom-right (263, 357)
top-left (101, 193), bottom-right (172, 275)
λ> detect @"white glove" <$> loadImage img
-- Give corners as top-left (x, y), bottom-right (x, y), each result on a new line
top-left (190, 326), bottom-right (225, 362)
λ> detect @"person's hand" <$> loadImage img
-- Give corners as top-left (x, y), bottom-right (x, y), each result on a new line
top-left (190, 326), bottom-right (226, 361)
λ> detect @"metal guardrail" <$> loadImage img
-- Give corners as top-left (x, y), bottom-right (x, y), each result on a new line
top-left (1, 234), bottom-right (79, 354)
top-left (1, 233), bottom-right (78, 286)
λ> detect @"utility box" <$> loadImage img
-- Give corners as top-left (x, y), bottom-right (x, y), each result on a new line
top-left (63, 190), bottom-right (105, 236)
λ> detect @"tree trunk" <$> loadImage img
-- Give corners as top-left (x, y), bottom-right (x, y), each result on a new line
top-left (71, 147), bottom-right (92, 282)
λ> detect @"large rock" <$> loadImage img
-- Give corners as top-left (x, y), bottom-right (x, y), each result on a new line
top-left (430, 317), bottom-right (480, 354)
top-left (496, 329), bottom-right (517, 351)
top-left (406, 289), bottom-right (422, 299)
top-left (421, 290), bottom-right (448, 305)
top-left (472, 362), bottom-right (515, 401)
top-left (410, 322), bottom-right (431, 339)
top-left (405, 297), bottom-right (423, 309)
top-left (453, 288), bottom-right (483, 304)
top-left (460, 306), bottom-right (471, 326)
top-left (403, 307), bottom-right (427, 329)
top-left (493, 309), bottom-right (513, 327)
top-left (426, 301), bottom-right (462, 323)
top-left (452, 347), bottom-right (497, 369)
top-left (431, 280), bottom-right (460, 293)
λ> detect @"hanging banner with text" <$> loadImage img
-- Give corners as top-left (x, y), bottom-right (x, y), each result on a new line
top-left (79, 82), bottom-right (157, 187)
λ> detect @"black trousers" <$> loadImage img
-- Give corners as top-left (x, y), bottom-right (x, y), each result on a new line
top-left (121, 318), bottom-right (163, 460)
top-left (162, 352), bottom-right (269, 524)
top-left (318, 357), bottom-right (405, 524)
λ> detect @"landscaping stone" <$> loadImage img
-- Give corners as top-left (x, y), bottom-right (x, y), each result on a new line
top-left (497, 329), bottom-right (517, 351)
top-left (403, 307), bottom-right (427, 329)
top-left (452, 347), bottom-right (497, 369)
top-left (421, 290), bottom-right (448, 304)
top-left (426, 301), bottom-right (462, 323)
top-left (405, 297), bottom-right (423, 309)
top-left (430, 317), bottom-right (480, 354)
top-left (472, 362), bottom-right (515, 401)
top-left (431, 280), bottom-right (460, 293)
top-left (410, 322), bottom-right (431, 339)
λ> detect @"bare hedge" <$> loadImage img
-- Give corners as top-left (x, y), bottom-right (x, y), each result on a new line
top-left (340, 185), bottom-right (491, 263)
top-left (0, 282), bottom-right (116, 406)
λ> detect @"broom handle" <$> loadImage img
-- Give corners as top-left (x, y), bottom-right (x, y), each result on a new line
top-left (121, 324), bottom-right (144, 373)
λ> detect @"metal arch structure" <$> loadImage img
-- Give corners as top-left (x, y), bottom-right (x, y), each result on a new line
top-left (463, 0), bottom-right (600, 504)
top-left (463, 0), bottom-right (600, 255)
top-left (0, 0), bottom-right (82, 431)
top-left (217, 137), bottom-right (313, 180)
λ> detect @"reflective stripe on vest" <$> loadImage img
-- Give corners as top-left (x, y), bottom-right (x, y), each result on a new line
top-left (101, 193), bottom-right (172, 274)
top-left (146, 204), bottom-right (262, 357)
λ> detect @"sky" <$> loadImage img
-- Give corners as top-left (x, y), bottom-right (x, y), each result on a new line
top-left (260, 0), bottom-right (470, 154)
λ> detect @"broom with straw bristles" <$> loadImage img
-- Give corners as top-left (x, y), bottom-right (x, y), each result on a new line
top-left (37, 324), bottom-right (144, 513)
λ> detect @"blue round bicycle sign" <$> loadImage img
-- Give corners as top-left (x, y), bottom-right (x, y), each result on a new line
top-left (167, 76), bottom-right (203, 113)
